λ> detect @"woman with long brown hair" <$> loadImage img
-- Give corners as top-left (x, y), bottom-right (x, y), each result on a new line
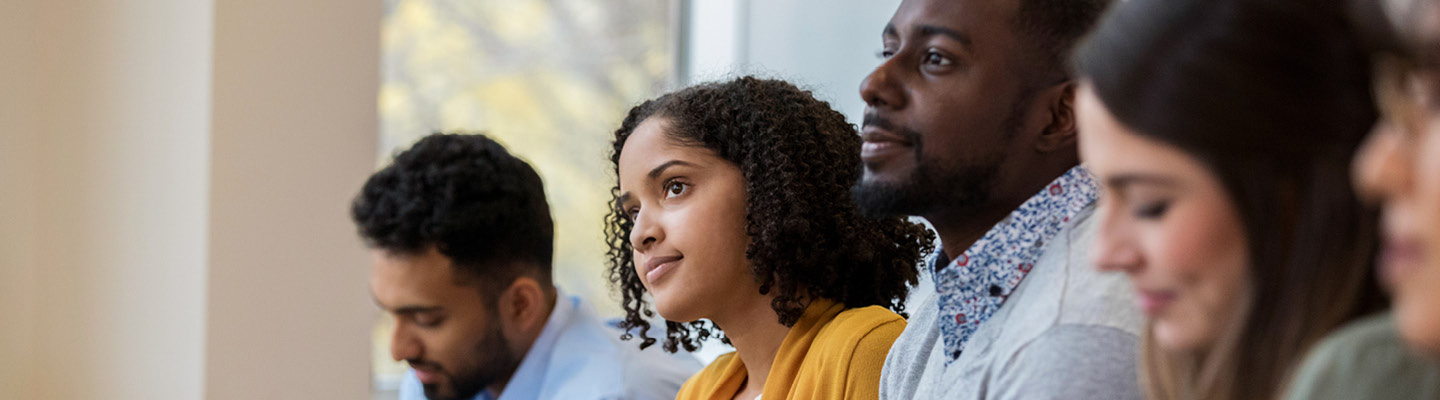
top-left (1072, 0), bottom-right (1387, 398)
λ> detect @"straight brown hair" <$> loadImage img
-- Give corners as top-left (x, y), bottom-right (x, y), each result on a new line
top-left (1073, 0), bottom-right (1389, 398)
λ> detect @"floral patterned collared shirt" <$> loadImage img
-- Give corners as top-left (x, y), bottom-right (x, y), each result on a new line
top-left (933, 166), bottom-right (1100, 363)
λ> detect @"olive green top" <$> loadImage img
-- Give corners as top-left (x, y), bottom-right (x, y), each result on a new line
top-left (1285, 313), bottom-right (1440, 400)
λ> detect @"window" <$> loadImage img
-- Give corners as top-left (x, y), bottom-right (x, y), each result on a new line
top-left (374, 0), bottom-right (674, 397)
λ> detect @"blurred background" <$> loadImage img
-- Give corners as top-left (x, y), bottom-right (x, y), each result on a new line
top-left (0, 0), bottom-right (897, 399)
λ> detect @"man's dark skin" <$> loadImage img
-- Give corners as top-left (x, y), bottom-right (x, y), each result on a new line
top-left (854, 0), bottom-right (1082, 258)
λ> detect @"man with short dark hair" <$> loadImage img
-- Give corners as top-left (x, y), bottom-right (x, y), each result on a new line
top-left (353, 133), bottom-right (697, 400)
top-left (852, 0), bottom-right (1142, 398)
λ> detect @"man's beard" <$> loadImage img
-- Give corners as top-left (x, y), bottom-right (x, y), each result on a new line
top-left (852, 152), bottom-right (1001, 219)
top-left (851, 114), bottom-right (1003, 219)
top-left (418, 323), bottom-right (523, 400)
top-left (852, 94), bottom-right (1028, 220)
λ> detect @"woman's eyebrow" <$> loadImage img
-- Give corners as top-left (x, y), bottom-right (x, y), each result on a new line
top-left (648, 159), bottom-right (697, 180)
top-left (1106, 173), bottom-right (1177, 190)
top-left (617, 159), bottom-right (698, 206)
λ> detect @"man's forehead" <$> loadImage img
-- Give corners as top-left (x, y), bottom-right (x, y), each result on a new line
top-left (371, 248), bottom-right (452, 279)
top-left (369, 248), bottom-right (468, 304)
top-left (890, 0), bottom-right (1016, 33)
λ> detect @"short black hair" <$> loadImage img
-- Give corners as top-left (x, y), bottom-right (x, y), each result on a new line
top-left (1011, 0), bottom-right (1114, 83)
top-left (606, 77), bottom-right (934, 352)
top-left (351, 133), bottom-right (555, 290)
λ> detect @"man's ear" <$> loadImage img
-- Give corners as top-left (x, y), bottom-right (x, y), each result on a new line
top-left (497, 276), bottom-right (550, 338)
top-left (1035, 81), bottom-right (1079, 153)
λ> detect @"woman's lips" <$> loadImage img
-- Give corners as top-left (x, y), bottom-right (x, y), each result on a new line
top-left (1379, 236), bottom-right (1423, 289)
top-left (645, 255), bottom-right (683, 284)
top-left (1136, 289), bottom-right (1176, 316)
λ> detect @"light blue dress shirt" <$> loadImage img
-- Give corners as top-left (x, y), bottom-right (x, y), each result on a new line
top-left (398, 289), bottom-right (700, 400)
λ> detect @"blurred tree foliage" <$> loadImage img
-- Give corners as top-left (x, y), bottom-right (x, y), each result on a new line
top-left (379, 0), bottom-right (673, 317)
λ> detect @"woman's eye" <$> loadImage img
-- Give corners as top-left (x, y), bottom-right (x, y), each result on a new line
top-left (1134, 201), bottom-right (1170, 219)
top-left (877, 49), bottom-right (896, 59)
top-left (664, 181), bottom-right (689, 199)
top-left (626, 207), bottom-right (639, 221)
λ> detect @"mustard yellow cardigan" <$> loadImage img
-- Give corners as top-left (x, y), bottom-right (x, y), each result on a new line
top-left (675, 299), bottom-right (905, 400)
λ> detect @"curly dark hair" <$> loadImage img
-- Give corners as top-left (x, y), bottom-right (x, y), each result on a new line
top-left (605, 76), bottom-right (935, 352)
top-left (351, 133), bottom-right (555, 294)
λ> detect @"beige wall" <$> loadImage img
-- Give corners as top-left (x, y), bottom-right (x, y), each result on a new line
top-left (0, 0), bottom-right (41, 398)
top-left (204, 0), bottom-right (379, 398)
top-left (31, 0), bottom-right (213, 398)
top-left (0, 0), bottom-right (379, 399)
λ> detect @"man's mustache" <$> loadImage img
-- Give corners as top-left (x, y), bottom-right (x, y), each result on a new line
top-left (862, 112), bottom-right (924, 144)
top-left (407, 359), bottom-right (443, 371)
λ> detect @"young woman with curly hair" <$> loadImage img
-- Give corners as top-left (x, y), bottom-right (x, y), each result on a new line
top-left (605, 76), bottom-right (933, 400)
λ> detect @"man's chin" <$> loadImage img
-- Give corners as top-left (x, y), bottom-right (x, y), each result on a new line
top-left (423, 381), bottom-right (485, 400)
top-left (421, 384), bottom-right (449, 400)
top-left (852, 175), bottom-right (923, 218)
top-left (859, 160), bottom-right (919, 187)
top-left (861, 156), bottom-right (917, 181)
top-left (859, 167), bottom-right (895, 182)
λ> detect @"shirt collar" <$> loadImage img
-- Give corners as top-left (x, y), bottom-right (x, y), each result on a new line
top-left (934, 165), bottom-right (1099, 279)
top-left (931, 165), bottom-right (1099, 361)
top-left (491, 288), bottom-right (574, 400)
